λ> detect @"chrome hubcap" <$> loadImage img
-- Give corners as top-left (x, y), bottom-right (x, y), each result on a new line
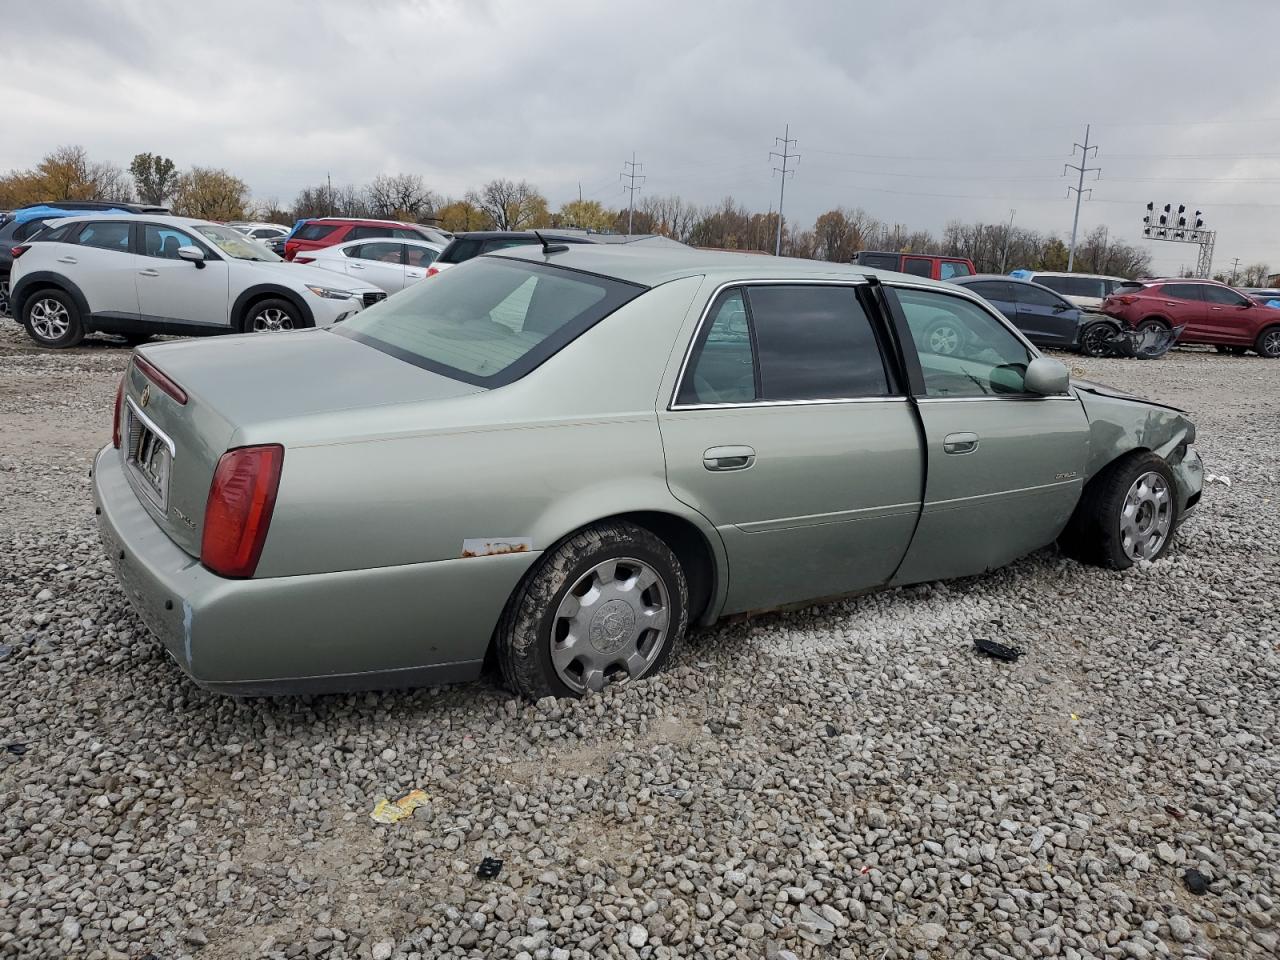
top-left (929, 325), bottom-right (960, 355)
top-left (30, 298), bottom-right (70, 340)
top-left (1120, 471), bottom-right (1172, 561)
top-left (551, 557), bottom-right (670, 694)
top-left (252, 308), bottom-right (293, 332)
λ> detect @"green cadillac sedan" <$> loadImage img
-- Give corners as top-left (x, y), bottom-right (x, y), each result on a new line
top-left (92, 244), bottom-right (1203, 698)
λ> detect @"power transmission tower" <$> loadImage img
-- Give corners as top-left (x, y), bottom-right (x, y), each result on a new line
top-left (1063, 124), bottom-right (1101, 272)
top-left (770, 124), bottom-right (799, 256)
top-left (620, 153), bottom-right (645, 235)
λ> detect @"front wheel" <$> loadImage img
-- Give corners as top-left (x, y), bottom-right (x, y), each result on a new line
top-left (241, 298), bottom-right (302, 333)
top-left (1058, 452), bottom-right (1178, 570)
top-left (1078, 321), bottom-right (1116, 357)
top-left (496, 521), bottom-right (688, 700)
top-left (23, 289), bottom-right (84, 348)
top-left (1254, 326), bottom-right (1280, 358)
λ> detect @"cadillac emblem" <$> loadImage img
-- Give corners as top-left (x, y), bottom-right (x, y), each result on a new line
top-left (139, 384), bottom-right (151, 408)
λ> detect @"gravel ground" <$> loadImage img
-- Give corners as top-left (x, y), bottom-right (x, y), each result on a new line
top-left (1, 322), bottom-right (1278, 960)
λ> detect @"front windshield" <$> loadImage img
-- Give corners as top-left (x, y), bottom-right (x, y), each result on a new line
top-left (193, 224), bottom-right (281, 262)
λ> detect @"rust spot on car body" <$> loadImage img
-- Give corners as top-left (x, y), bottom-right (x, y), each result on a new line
top-left (461, 538), bottom-right (532, 558)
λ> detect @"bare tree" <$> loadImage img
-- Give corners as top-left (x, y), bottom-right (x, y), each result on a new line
top-left (466, 179), bottom-right (549, 230)
top-left (367, 173), bottom-right (438, 221)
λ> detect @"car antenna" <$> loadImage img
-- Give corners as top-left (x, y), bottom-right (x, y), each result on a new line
top-left (534, 230), bottom-right (569, 254)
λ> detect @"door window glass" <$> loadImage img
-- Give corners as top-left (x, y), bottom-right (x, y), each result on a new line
top-left (894, 287), bottom-right (1032, 397)
top-left (1161, 283), bottom-right (1204, 301)
top-left (966, 281), bottom-right (1012, 301)
top-left (346, 241), bottom-right (403, 263)
top-left (1014, 282), bottom-right (1069, 309)
top-left (677, 290), bottom-right (756, 405)
top-left (349, 226), bottom-right (394, 240)
top-left (939, 260), bottom-right (972, 279)
top-left (1202, 285), bottom-right (1250, 306)
top-left (903, 258), bottom-right (933, 277)
top-left (747, 285), bottom-right (890, 401)
top-left (74, 221), bottom-right (132, 251)
top-left (142, 224), bottom-right (199, 259)
top-left (855, 252), bottom-right (899, 270)
top-left (392, 229), bottom-right (422, 240)
top-left (405, 245), bottom-right (438, 268)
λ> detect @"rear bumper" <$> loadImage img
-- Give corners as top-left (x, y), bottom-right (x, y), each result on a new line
top-left (92, 445), bottom-right (537, 695)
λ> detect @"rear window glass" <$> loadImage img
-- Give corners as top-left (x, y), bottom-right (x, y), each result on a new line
top-left (902, 258), bottom-right (933, 277)
top-left (939, 261), bottom-right (971, 279)
top-left (335, 258), bottom-right (645, 387)
top-left (439, 238), bottom-right (483, 264)
top-left (295, 223), bottom-right (338, 241)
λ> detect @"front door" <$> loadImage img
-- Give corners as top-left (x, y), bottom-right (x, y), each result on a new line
top-left (136, 223), bottom-right (230, 329)
top-left (1012, 281), bottom-right (1080, 347)
top-left (343, 241), bottom-right (407, 293)
top-left (1199, 284), bottom-right (1256, 345)
top-left (659, 283), bottom-right (924, 613)
top-left (886, 285), bottom-right (1091, 585)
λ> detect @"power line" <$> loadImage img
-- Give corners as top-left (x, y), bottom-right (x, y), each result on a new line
top-left (770, 124), bottom-right (798, 256)
top-left (1064, 124), bottom-right (1101, 271)
top-left (620, 152), bottom-right (645, 235)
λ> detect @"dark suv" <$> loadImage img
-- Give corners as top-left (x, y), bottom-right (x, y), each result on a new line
top-left (1101, 278), bottom-right (1280, 358)
top-left (949, 274), bottom-right (1122, 356)
top-left (1, 200), bottom-right (168, 316)
top-left (428, 231), bottom-right (599, 276)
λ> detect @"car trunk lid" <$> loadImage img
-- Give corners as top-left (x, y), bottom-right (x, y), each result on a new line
top-left (119, 329), bottom-right (483, 559)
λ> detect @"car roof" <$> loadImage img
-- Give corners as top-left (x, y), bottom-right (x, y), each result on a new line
top-left (42, 213), bottom-right (219, 229)
top-left (1027, 270), bottom-right (1129, 281)
top-left (307, 216), bottom-right (420, 227)
top-left (491, 243), bottom-right (962, 290)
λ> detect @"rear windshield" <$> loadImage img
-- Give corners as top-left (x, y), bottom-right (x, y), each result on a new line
top-left (295, 223), bottom-right (338, 241)
top-left (335, 257), bottom-right (646, 386)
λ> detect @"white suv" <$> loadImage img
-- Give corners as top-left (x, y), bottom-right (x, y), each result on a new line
top-left (9, 214), bottom-right (386, 348)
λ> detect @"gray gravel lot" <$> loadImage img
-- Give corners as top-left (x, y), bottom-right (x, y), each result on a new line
top-left (1, 323), bottom-right (1278, 959)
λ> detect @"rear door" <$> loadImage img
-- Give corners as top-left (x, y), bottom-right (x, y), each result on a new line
top-left (1199, 284), bottom-right (1255, 344)
top-left (886, 284), bottom-right (1090, 584)
top-left (1155, 283), bottom-right (1206, 337)
top-left (1011, 281), bottom-right (1080, 347)
top-left (342, 241), bottom-right (407, 292)
top-left (659, 282), bottom-right (924, 613)
top-left (63, 221), bottom-right (141, 317)
top-left (963, 280), bottom-right (1018, 321)
top-left (136, 223), bottom-right (230, 329)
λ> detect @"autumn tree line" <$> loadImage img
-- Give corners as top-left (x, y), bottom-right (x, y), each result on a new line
top-left (6, 144), bottom-right (1267, 281)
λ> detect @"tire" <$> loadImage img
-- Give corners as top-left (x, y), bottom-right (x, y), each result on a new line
top-left (496, 520), bottom-right (689, 700)
top-left (1254, 326), bottom-right (1280, 358)
top-left (1136, 318), bottom-right (1169, 338)
top-left (1078, 320), bottom-right (1116, 357)
top-left (0, 276), bottom-right (10, 318)
top-left (22, 288), bottom-right (84, 348)
top-left (1058, 451), bottom-right (1179, 570)
top-left (923, 319), bottom-right (963, 356)
top-left (240, 297), bottom-right (303, 333)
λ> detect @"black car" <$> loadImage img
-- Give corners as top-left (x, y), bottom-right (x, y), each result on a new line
top-left (432, 230), bottom-right (601, 272)
top-left (948, 274), bottom-right (1122, 357)
top-left (0, 200), bottom-right (168, 317)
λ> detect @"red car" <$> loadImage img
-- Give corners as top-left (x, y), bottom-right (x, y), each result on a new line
top-left (283, 218), bottom-right (447, 262)
top-left (1101, 278), bottom-right (1280, 358)
top-left (852, 250), bottom-right (976, 281)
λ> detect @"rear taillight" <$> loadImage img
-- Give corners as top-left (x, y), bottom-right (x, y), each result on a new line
top-left (201, 445), bottom-right (285, 578)
top-left (111, 374), bottom-right (125, 448)
top-left (10, 244), bottom-right (30, 259)
top-left (134, 355), bottom-right (187, 405)
top-left (426, 266), bottom-right (440, 277)
top-left (293, 256), bottom-right (315, 264)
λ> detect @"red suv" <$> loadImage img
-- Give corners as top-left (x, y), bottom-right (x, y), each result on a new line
top-left (1101, 278), bottom-right (1280, 358)
top-left (852, 250), bottom-right (976, 280)
top-left (284, 218), bottom-right (445, 262)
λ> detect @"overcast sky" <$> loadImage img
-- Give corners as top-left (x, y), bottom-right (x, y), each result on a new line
top-left (5, 0), bottom-right (1280, 271)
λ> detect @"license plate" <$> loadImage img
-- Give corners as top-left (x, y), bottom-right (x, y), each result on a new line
top-left (125, 400), bottom-right (173, 509)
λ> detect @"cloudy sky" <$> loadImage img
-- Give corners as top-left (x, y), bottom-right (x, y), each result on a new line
top-left (5, 0), bottom-right (1280, 271)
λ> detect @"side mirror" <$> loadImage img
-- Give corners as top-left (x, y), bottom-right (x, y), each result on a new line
top-left (177, 246), bottom-right (205, 269)
top-left (1025, 356), bottom-right (1070, 396)
top-left (1052, 302), bottom-right (1070, 313)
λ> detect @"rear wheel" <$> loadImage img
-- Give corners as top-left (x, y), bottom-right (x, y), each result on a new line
top-left (1078, 320), bottom-right (1116, 357)
top-left (22, 289), bottom-right (84, 348)
top-left (1136, 318), bottom-right (1169, 338)
top-left (241, 297), bottom-right (302, 333)
top-left (1058, 452), bottom-right (1178, 570)
top-left (1254, 326), bottom-right (1280, 358)
top-left (496, 521), bottom-right (688, 700)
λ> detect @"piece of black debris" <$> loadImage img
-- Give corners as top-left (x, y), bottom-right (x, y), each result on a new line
top-left (823, 723), bottom-right (840, 738)
top-left (5, 743), bottom-right (28, 756)
top-left (1183, 868), bottom-right (1210, 895)
top-left (477, 857), bottom-right (503, 879)
top-left (974, 637), bottom-right (1022, 662)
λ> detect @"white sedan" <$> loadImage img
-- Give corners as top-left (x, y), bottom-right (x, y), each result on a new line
top-left (296, 237), bottom-right (444, 294)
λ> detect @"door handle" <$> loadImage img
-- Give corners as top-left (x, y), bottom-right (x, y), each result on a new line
top-left (943, 432), bottom-right (979, 455)
top-left (407, 270), bottom-right (423, 278)
top-left (348, 263), bottom-right (365, 269)
top-left (702, 445), bottom-right (756, 471)
top-left (138, 269), bottom-right (159, 277)
top-left (1210, 306), bottom-right (1222, 311)
top-left (56, 256), bottom-right (78, 264)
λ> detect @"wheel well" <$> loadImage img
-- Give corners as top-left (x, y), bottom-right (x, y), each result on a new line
top-left (236, 289), bottom-right (310, 332)
top-left (614, 511), bottom-right (717, 624)
top-left (1137, 315), bottom-right (1171, 328)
